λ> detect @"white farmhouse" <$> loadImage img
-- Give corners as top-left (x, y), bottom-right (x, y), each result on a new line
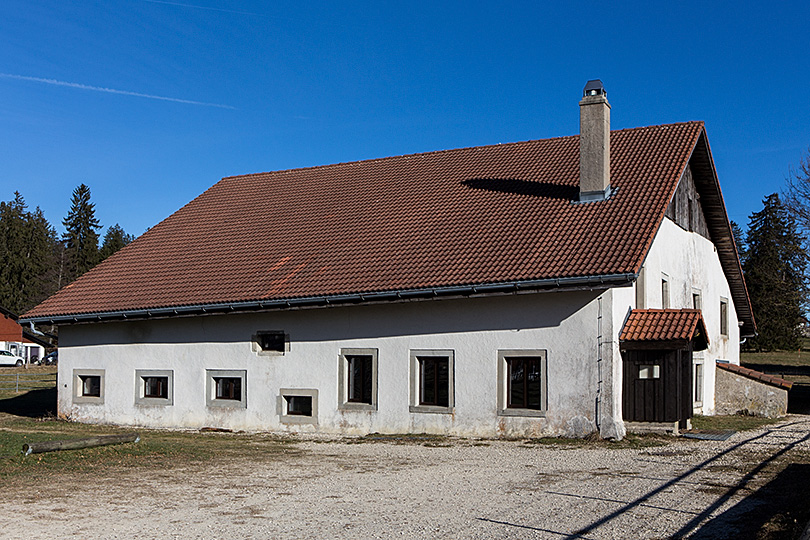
top-left (21, 81), bottom-right (754, 439)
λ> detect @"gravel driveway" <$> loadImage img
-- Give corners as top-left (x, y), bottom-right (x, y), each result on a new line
top-left (4, 416), bottom-right (810, 539)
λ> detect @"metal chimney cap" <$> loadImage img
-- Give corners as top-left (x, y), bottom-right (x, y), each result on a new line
top-left (583, 79), bottom-right (606, 97)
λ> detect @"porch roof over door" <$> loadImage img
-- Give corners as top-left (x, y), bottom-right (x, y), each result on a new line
top-left (620, 309), bottom-right (709, 351)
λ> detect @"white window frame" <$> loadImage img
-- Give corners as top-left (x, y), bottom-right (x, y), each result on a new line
top-left (497, 350), bottom-right (548, 417)
top-left (278, 388), bottom-right (318, 425)
top-left (135, 369), bottom-right (174, 406)
top-left (338, 348), bottom-right (378, 412)
top-left (409, 349), bottom-right (454, 414)
top-left (73, 369), bottom-right (105, 405)
top-left (205, 369), bottom-right (247, 409)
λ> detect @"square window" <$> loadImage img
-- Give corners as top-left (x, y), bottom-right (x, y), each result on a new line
top-left (253, 331), bottom-right (287, 354)
top-left (81, 375), bottom-right (101, 397)
top-left (409, 350), bottom-right (454, 414)
top-left (338, 349), bottom-right (378, 411)
top-left (135, 370), bottom-right (173, 406)
top-left (498, 350), bottom-right (547, 417)
top-left (206, 370), bottom-right (247, 408)
top-left (73, 369), bottom-right (105, 404)
top-left (278, 388), bottom-right (318, 425)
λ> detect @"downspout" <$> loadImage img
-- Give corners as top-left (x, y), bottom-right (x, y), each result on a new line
top-left (595, 296), bottom-right (603, 431)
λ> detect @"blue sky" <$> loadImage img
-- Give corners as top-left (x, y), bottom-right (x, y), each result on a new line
top-left (2, 1), bottom-right (809, 237)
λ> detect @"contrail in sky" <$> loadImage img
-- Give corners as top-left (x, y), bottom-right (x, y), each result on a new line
top-left (0, 72), bottom-right (235, 110)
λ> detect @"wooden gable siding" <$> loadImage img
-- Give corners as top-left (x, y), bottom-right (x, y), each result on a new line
top-left (665, 164), bottom-right (710, 239)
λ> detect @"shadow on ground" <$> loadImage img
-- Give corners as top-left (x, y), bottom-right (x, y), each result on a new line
top-left (0, 387), bottom-right (57, 417)
top-left (690, 463), bottom-right (810, 540)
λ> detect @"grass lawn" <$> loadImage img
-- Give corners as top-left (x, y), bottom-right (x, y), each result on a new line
top-left (0, 371), bottom-right (299, 482)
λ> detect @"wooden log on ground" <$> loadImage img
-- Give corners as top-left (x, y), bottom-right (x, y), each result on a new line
top-left (22, 432), bottom-right (140, 455)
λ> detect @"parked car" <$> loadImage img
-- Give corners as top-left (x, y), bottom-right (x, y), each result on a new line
top-left (0, 350), bottom-right (25, 367)
top-left (41, 351), bottom-right (58, 366)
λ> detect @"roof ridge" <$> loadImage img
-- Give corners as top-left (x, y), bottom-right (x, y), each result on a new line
top-left (223, 121), bottom-right (704, 181)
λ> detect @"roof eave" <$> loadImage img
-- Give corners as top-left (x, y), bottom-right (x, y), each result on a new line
top-left (20, 272), bottom-right (637, 325)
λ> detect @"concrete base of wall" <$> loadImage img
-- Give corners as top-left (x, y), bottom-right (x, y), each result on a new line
top-left (624, 420), bottom-right (685, 436)
top-left (715, 367), bottom-right (789, 418)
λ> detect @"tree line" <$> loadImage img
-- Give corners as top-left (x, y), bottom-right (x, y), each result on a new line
top-left (0, 184), bottom-right (133, 315)
top-left (735, 149), bottom-right (810, 351)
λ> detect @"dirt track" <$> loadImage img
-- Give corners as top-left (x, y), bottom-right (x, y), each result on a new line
top-left (3, 417), bottom-right (810, 539)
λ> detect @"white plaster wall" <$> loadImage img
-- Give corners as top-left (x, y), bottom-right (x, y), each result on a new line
top-left (57, 290), bottom-right (612, 437)
top-left (634, 217), bottom-right (741, 414)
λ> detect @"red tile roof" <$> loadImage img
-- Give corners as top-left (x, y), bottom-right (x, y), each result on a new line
top-left (620, 309), bottom-right (708, 344)
top-left (716, 362), bottom-right (793, 390)
top-left (21, 121), bottom-right (749, 324)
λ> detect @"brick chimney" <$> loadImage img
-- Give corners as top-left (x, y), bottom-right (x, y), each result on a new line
top-left (579, 79), bottom-right (611, 202)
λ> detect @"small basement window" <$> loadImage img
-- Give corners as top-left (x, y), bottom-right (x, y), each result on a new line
top-left (278, 388), bottom-right (318, 425)
top-left (73, 369), bottom-right (105, 404)
top-left (253, 331), bottom-right (288, 354)
top-left (135, 369), bottom-right (173, 406)
top-left (206, 370), bottom-right (247, 408)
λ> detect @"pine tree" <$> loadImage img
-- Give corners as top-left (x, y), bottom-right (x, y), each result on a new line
top-left (743, 194), bottom-right (808, 351)
top-left (62, 184), bottom-right (101, 281)
top-left (99, 223), bottom-right (134, 260)
top-left (0, 192), bottom-right (60, 313)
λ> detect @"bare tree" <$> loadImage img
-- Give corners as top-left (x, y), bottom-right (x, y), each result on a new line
top-left (783, 148), bottom-right (810, 237)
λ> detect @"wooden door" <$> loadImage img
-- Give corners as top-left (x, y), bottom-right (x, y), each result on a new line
top-left (622, 349), bottom-right (690, 425)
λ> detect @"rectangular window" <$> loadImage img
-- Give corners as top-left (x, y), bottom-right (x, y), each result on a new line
top-left (135, 370), bottom-right (173, 406)
top-left (661, 276), bottom-right (670, 309)
top-left (73, 369), bottom-right (105, 404)
top-left (348, 355), bottom-right (373, 403)
top-left (144, 377), bottom-right (168, 398)
top-left (420, 356), bottom-right (449, 407)
top-left (285, 395), bottom-right (312, 416)
top-left (278, 388), bottom-right (318, 425)
top-left (215, 377), bottom-right (241, 400)
top-left (720, 298), bottom-right (729, 336)
top-left (498, 350), bottom-right (547, 417)
top-left (409, 350), bottom-right (454, 414)
top-left (507, 357), bottom-right (544, 410)
top-left (694, 362), bottom-right (704, 405)
top-left (253, 330), bottom-right (288, 354)
top-left (638, 365), bottom-right (661, 379)
top-left (692, 290), bottom-right (702, 311)
top-left (338, 348), bottom-right (378, 411)
top-left (206, 370), bottom-right (247, 408)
